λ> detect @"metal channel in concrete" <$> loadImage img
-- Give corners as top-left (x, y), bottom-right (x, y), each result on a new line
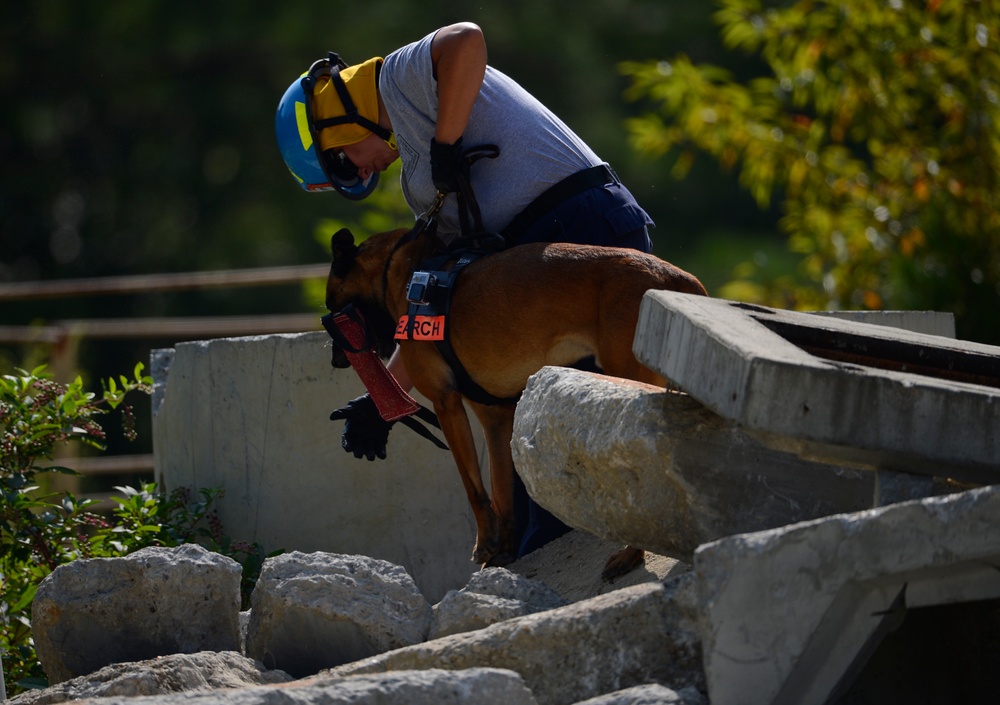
top-left (634, 292), bottom-right (1000, 485)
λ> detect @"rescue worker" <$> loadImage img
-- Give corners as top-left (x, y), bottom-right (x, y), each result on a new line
top-left (276, 22), bottom-right (655, 557)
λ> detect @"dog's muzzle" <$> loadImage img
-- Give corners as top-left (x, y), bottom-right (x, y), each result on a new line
top-left (321, 304), bottom-right (377, 368)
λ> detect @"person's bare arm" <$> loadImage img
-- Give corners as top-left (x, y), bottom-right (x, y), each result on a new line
top-left (387, 348), bottom-right (413, 391)
top-left (430, 22), bottom-right (487, 145)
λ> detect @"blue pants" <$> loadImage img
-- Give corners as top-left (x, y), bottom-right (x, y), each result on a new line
top-left (510, 177), bottom-right (654, 558)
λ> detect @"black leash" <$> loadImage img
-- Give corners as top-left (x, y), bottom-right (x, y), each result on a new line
top-left (397, 406), bottom-right (449, 450)
top-left (381, 192), bottom-right (447, 306)
top-left (451, 144), bottom-right (508, 252)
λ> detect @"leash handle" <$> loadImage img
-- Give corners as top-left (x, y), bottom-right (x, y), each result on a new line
top-left (398, 406), bottom-right (450, 450)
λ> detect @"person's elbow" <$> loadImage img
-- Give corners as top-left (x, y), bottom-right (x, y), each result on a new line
top-left (446, 22), bottom-right (483, 43)
top-left (433, 22), bottom-right (486, 63)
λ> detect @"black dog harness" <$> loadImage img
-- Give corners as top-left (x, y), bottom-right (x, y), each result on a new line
top-left (395, 250), bottom-right (520, 407)
top-left (390, 162), bottom-right (617, 407)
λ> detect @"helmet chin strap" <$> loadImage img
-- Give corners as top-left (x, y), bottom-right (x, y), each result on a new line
top-left (307, 53), bottom-right (395, 146)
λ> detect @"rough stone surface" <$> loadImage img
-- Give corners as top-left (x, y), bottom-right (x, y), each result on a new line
top-left (31, 544), bottom-right (242, 684)
top-left (429, 567), bottom-right (568, 639)
top-left (512, 366), bottom-right (873, 561)
top-left (14, 536), bottom-right (699, 705)
top-left (696, 484), bottom-right (1000, 705)
top-left (43, 668), bottom-right (537, 705)
top-left (7, 652), bottom-right (291, 705)
top-left (327, 576), bottom-right (704, 705)
top-left (571, 683), bottom-right (706, 704)
top-left (244, 551), bottom-right (432, 677)
top-left (507, 530), bottom-right (690, 603)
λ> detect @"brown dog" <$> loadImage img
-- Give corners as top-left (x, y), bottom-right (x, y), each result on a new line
top-left (324, 227), bottom-right (708, 578)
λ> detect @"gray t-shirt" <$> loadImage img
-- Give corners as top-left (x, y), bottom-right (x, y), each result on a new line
top-left (380, 29), bottom-right (603, 239)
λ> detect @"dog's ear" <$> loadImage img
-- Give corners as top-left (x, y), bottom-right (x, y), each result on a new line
top-left (331, 228), bottom-right (357, 259)
top-left (331, 229), bottom-right (359, 277)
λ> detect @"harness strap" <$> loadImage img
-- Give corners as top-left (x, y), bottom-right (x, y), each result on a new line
top-left (423, 165), bottom-right (618, 404)
top-left (435, 338), bottom-right (521, 407)
top-left (501, 163), bottom-right (616, 244)
top-left (411, 252), bottom-right (520, 407)
top-left (312, 63), bottom-right (396, 145)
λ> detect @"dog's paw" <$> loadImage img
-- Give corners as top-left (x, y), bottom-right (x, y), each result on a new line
top-left (482, 550), bottom-right (516, 569)
top-left (472, 542), bottom-right (498, 566)
top-left (601, 545), bottom-right (645, 581)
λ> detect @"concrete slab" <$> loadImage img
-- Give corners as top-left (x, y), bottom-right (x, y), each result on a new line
top-left (151, 332), bottom-right (483, 603)
top-left (511, 367), bottom-right (874, 561)
top-left (810, 309), bottom-right (955, 338)
top-left (695, 484), bottom-right (1000, 705)
top-left (633, 292), bottom-right (1000, 484)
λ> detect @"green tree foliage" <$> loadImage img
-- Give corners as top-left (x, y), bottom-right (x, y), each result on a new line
top-left (623, 0), bottom-right (1000, 342)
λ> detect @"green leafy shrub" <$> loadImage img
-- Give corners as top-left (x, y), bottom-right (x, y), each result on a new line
top-left (0, 365), bottom-right (272, 695)
top-left (102, 483), bottom-right (273, 608)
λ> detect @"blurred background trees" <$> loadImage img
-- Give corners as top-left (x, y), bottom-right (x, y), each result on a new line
top-left (1, 1), bottom-right (769, 295)
top-left (624, 0), bottom-right (1000, 342)
top-left (1, 1), bottom-right (781, 459)
top-left (2, 0), bottom-right (999, 388)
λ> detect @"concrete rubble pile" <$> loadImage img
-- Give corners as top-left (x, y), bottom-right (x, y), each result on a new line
top-left (15, 544), bottom-right (705, 705)
top-left (10, 293), bottom-right (1000, 704)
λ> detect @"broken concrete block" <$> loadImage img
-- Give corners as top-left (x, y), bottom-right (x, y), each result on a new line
top-left (305, 668), bottom-right (539, 704)
top-left (6, 652), bottom-right (291, 705)
top-left (152, 334), bottom-right (481, 604)
top-left (24, 668), bottom-right (538, 705)
top-left (429, 567), bottom-right (568, 639)
top-left (571, 683), bottom-right (706, 704)
top-left (31, 544), bottom-right (242, 684)
top-left (511, 366), bottom-right (873, 560)
top-left (244, 551), bottom-right (432, 677)
top-left (327, 576), bottom-right (704, 705)
top-left (808, 309), bottom-right (955, 338)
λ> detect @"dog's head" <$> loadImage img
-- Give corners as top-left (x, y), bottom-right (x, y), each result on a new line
top-left (324, 228), bottom-right (399, 368)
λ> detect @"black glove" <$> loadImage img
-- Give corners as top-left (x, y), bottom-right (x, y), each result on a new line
top-left (329, 394), bottom-right (392, 461)
top-left (430, 137), bottom-right (467, 194)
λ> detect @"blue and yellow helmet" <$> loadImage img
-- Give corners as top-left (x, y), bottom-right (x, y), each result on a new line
top-left (275, 53), bottom-right (384, 200)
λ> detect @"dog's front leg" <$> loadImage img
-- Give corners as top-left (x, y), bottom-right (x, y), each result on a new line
top-left (433, 389), bottom-right (502, 565)
top-left (470, 403), bottom-right (518, 567)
